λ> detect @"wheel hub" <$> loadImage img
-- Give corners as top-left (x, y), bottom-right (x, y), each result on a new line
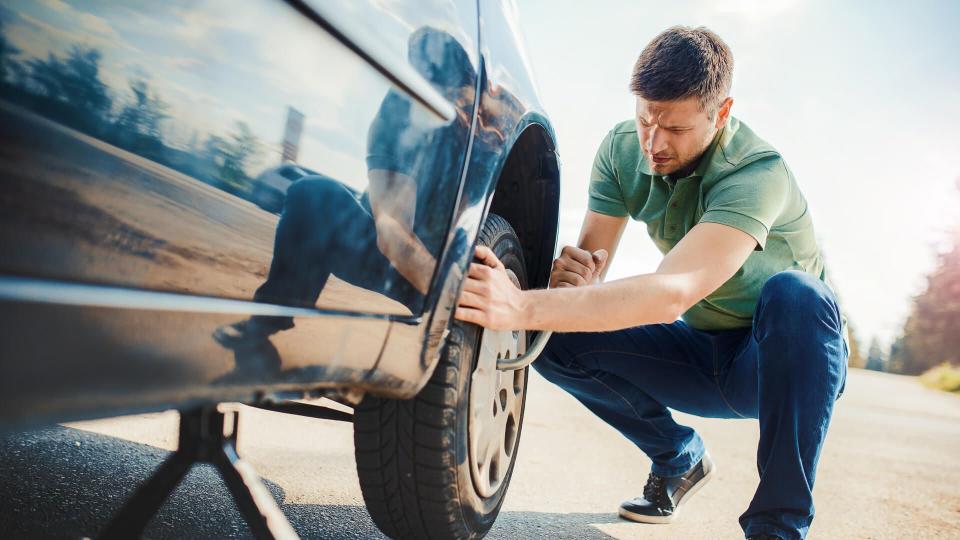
top-left (467, 269), bottom-right (526, 498)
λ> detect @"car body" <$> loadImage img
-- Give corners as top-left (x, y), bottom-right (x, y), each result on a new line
top-left (0, 0), bottom-right (559, 439)
top-left (250, 163), bottom-right (320, 213)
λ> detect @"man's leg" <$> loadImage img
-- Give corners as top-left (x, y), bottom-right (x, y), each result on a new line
top-left (533, 321), bottom-right (746, 478)
top-left (722, 270), bottom-right (847, 540)
top-left (216, 177), bottom-right (379, 348)
top-left (252, 177), bottom-right (372, 312)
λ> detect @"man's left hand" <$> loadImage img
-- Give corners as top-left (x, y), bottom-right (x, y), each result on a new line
top-left (454, 246), bottom-right (528, 331)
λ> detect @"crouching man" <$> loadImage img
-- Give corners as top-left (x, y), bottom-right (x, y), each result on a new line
top-left (454, 25), bottom-right (848, 540)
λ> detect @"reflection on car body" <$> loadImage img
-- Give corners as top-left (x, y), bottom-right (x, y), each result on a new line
top-left (0, 0), bottom-right (560, 537)
top-left (249, 163), bottom-right (319, 214)
top-left (212, 26), bottom-right (476, 380)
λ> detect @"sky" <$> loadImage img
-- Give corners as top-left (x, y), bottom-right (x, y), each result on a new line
top-left (516, 0), bottom-right (960, 348)
top-left (2, 0), bottom-right (474, 193)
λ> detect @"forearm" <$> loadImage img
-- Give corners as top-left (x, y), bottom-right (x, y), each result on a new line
top-left (367, 168), bottom-right (435, 293)
top-left (379, 227), bottom-right (435, 294)
top-left (576, 211), bottom-right (627, 282)
top-left (522, 272), bottom-right (683, 332)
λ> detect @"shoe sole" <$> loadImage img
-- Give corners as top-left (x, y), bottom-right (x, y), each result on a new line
top-left (617, 454), bottom-right (716, 524)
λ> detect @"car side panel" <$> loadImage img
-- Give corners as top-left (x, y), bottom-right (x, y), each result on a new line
top-left (0, 0), bottom-right (480, 427)
top-left (365, 0), bottom-right (561, 398)
top-left (0, 0), bottom-right (476, 317)
top-left (0, 292), bottom-right (390, 430)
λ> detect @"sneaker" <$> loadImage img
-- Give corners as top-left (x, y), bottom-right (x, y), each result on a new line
top-left (213, 319), bottom-right (275, 350)
top-left (618, 452), bottom-right (716, 524)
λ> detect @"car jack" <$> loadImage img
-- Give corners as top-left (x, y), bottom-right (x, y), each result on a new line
top-left (98, 406), bottom-right (299, 539)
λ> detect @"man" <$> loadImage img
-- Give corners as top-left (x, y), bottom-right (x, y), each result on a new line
top-left (454, 26), bottom-right (848, 540)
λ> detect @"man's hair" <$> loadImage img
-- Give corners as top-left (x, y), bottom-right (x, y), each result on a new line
top-left (629, 26), bottom-right (733, 114)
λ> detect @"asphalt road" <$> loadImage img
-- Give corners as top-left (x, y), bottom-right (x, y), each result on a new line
top-left (1, 368), bottom-right (958, 539)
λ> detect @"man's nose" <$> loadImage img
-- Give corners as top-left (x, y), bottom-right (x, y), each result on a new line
top-left (647, 126), bottom-right (667, 154)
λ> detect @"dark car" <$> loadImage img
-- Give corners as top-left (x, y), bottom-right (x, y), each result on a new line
top-left (0, 0), bottom-right (559, 538)
top-left (249, 163), bottom-right (321, 214)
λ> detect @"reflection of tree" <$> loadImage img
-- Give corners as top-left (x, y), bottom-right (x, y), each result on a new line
top-left (0, 24), bottom-right (271, 201)
top-left (0, 21), bottom-right (20, 84)
top-left (113, 79), bottom-right (169, 161)
top-left (210, 121), bottom-right (262, 195)
top-left (25, 46), bottom-right (110, 134)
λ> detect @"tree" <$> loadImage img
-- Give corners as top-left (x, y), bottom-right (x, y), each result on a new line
top-left (113, 78), bottom-right (169, 161)
top-left (0, 20), bottom-right (21, 85)
top-left (25, 46), bottom-right (111, 133)
top-left (210, 122), bottom-right (261, 194)
top-left (890, 186), bottom-right (960, 375)
top-left (845, 321), bottom-right (866, 368)
top-left (865, 337), bottom-right (885, 371)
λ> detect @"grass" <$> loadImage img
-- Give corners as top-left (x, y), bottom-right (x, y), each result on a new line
top-left (920, 363), bottom-right (960, 394)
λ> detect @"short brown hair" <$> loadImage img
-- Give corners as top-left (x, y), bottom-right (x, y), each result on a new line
top-left (629, 26), bottom-right (733, 113)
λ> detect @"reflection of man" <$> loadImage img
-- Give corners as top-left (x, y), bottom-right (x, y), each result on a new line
top-left (456, 27), bottom-right (847, 540)
top-left (214, 28), bottom-right (474, 358)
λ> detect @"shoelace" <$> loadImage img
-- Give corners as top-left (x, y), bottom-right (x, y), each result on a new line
top-left (642, 472), bottom-right (669, 507)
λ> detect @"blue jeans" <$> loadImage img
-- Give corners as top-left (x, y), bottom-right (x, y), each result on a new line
top-left (532, 270), bottom-right (848, 540)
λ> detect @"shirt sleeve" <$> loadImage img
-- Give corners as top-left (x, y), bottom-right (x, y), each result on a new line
top-left (366, 90), bottom-right (412, 173)
top-left (587, 130), bottom-right (629, 217)
top-left (699, 155), bottom-right (789, 251)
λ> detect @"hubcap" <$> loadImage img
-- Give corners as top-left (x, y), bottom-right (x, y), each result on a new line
top-left (467, 269), bottom-right (526, 498)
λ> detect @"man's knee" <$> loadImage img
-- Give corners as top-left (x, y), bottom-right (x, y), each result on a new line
top-left (287, 176), bottom-right (355, 210)
top-left (756, 270), bottom-right (846, 377)
top-left (757, 270), bottom-right (841, 332)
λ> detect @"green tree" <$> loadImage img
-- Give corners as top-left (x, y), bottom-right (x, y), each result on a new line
top-left (212, 122), bottom-right (261, 194)
top-left (25, 45), bottom-right (111, 133)
top-left (865, 337), bottom-right (885, 371)
top-left (113, 78), bottom-right (169, 161)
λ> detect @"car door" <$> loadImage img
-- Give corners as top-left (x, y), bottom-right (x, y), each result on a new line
top-left (0, 0), bottom-right (479, 425)
top-left (0, 0), bottom-right (478, 318)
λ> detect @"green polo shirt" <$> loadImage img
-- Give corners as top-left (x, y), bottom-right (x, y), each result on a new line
top-left (589, 116), bottom-right (847, 338)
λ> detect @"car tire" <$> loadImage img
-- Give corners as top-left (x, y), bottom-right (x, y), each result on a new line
top-left (353, 213), bottom-right (529, 539)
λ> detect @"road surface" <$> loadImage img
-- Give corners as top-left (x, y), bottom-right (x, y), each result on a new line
top-left (0, 368), bottom-right (958, 539)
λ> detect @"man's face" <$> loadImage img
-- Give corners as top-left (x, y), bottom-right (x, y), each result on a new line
top-left (634, 95), bottom-right (732, 176)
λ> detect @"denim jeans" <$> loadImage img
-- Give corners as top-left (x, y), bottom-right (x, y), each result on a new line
top-left (531, 270), bottom-right (848, 540)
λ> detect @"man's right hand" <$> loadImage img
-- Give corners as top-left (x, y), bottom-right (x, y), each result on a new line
top-left (549, 246), bottom-right (609, 288)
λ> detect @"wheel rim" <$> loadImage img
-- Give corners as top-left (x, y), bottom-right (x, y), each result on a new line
top-left (467, 269), bottom-right (527, 498)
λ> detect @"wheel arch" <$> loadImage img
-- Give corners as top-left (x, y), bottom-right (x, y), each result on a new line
top-left (486, 120), bottom-right (560, 291)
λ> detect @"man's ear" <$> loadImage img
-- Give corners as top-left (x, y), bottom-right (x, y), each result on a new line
top-left (715, 97), bottom-right (734, 129)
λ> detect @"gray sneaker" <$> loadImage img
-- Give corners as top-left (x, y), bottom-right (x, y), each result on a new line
top-left (618, 452), bottom-right (716, 524)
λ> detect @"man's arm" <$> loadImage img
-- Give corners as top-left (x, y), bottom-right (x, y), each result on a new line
top-left (456, 221), bottom-right (757, 332)
top-left (550, 211), bottom-right (627, 288)
top-left (367, 168), bottom-right (435, 294)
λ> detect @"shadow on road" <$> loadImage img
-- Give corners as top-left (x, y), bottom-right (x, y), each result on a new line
top-left (0, 426), bottom-right (622, 539)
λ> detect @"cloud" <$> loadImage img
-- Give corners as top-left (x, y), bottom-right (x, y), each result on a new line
top-left (11, 4), bottom-right (129, 54)
top-left (77, 12), bottom-right (117, 38)
top-left (36, 0), bottom-right (70, 12)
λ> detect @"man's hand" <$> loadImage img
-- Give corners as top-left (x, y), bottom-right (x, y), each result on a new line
top-left (549, 246), bottom-right (609, 288)
top-left (454, 246), bottom-right (528, 331)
